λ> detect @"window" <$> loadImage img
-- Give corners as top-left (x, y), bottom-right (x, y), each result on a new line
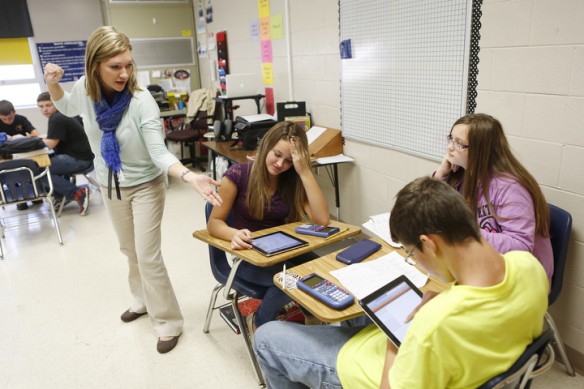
top-left (0, 38), bottom-right (42, 108)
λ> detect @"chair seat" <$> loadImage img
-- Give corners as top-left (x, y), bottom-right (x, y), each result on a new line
top-left (165, 129), bottom-right (201, 142)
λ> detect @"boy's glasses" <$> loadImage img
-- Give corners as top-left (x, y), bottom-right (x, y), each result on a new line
top-left (403, 245), bottom-right (418, 266)
top-left (447, 135), bottom-right (469, 150)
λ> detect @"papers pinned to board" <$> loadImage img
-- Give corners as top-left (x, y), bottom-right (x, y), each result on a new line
top-left (362, 212), bottom-right (401, 248)
top-left (330, 251), bottom-right (428, 300)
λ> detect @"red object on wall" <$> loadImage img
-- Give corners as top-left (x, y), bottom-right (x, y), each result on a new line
top-left (217, 31), bottom-right (229, 94)
top-left (265, 87), bottom-right (274, 116)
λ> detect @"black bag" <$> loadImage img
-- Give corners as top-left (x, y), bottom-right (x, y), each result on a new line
top-left (233, 117), bottom-right (277, 150)
top-left (0, 137), bottom-right (46, 158)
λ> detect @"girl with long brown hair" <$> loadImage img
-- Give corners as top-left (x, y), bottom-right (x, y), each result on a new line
top-left (433, 113), bottom-right (553, 284)
top-left (208, 121), bottom-right (330, 331)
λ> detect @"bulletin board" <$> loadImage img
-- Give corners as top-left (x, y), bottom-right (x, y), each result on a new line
top-left (339, 0), bottom-right (482, 161)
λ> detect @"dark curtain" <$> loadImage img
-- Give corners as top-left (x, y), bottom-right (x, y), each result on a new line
top-left (0, 0), bottom-right (34, 38)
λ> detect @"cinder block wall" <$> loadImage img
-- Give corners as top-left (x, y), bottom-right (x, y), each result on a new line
top-left (202, 0), bottom-right (584, 370)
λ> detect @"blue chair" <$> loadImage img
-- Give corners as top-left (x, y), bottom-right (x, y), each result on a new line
top-left (545, 203), bottom-right (575, 376)
top-left (0, 159), bottom-right (63, 259)
top-left (478, 329), bottom-right (554, 389)
top-left (202, 202), bottom-right (267, 386)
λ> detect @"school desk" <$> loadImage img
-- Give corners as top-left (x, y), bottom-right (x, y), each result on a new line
top-left (274, 237), bottom-right (448, 323)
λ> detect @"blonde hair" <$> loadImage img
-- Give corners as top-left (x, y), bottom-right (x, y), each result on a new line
top-left (247, 121), bottom-right (310, 222)
top-left (85, 26), bottom-right (140, 102)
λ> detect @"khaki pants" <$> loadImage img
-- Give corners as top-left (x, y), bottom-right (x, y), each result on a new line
top-left (102, 175), bottom-right (183, 337)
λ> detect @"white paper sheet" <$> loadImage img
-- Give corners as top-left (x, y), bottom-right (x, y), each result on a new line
top-left (240, 114), bottom-right (274, 123)
top-left (362, 212), bottom-right (401, 248)
top-left (306, 126), bottom-right (327, 145)
top-left (315, 154), bottom-right (354, 165)
top-left (330, 252), bottom-right (428, 299)
top-left (137, 71), bottom-right (151, 87)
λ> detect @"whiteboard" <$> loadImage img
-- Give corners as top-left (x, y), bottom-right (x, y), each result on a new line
top-left (130, 37), bottom-right (195, 68)
top-left (340, 0), bottom-right (481, 161)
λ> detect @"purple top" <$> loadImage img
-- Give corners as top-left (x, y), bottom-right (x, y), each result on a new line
top-left (224, 162), bottom-right (291, 232)
top-left (466, 175), bottom-right (553, 284)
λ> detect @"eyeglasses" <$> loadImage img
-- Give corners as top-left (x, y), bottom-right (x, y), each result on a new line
top-left (447, 135), bottom-right (469, 151)
top-left (402, 244), bottom-right (418, 266)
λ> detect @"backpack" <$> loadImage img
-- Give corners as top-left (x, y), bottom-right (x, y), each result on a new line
top-left (0, 137), bottom-right (46, 158)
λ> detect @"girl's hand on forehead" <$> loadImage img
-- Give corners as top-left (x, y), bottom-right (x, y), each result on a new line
top-left (290, 135), bottom-right (309, 174)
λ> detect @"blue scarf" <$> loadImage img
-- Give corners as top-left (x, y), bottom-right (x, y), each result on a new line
top-left (94, 88), bottom-right (132, 199)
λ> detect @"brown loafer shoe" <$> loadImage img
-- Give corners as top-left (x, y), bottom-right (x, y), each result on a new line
top-left (120, 309), bottom-right (147, 323)
top-left (157, 334), bottom-right (181, 354)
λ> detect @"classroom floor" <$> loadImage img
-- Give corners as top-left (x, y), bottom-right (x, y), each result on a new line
top-left (0, 174), bottom-right (582, 388)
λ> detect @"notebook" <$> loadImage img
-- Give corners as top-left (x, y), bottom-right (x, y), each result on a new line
top-left (221, 73), bottom-right (261, 98)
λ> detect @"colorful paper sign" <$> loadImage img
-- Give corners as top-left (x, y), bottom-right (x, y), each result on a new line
top-left (250, 19), bottom-right (260, 42)
top-left (258, 0), bottom-right (270, 19)
top-left (261, 40), bottom-right (272, 63)
top-left (271, 15), bottom-right (283, 39)
top-left (260, 17), bottom-right (271, 41)
top-left (262, 63), bottom-right (274, 85)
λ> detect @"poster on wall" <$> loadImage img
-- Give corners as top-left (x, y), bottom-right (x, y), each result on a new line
top-left (37, 41), bottom-right (86, 83)
top-left (206, 0), bottom-right (213, 23)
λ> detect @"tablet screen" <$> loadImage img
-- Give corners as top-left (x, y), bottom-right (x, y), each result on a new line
top-left (359, 275), bottom-right (422, 346)
top-left (251, 231), bottom-right (308, 256)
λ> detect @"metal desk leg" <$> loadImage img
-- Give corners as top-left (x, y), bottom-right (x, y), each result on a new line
top-left (333, 164), bottom-right (340, 220)
top-left (254, 97), bottom-right (261, 114)
top-left (211, 150), bottom-right (218, 182)
top-left (223, 257), bottom-right (266, 386)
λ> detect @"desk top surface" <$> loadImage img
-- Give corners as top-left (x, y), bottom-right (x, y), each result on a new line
top-left (275, 237), bottom-right (448, 322)
top-left (159, 109), bottom-right (187, 118)
top-left (203, 141), bottom-right (251, 165)
top-left (193, 221), bottom-right (361, 267)
top-left (215, 94), bottom-right (265, 101)
top-left (1, 153), bottom-right (51, 168)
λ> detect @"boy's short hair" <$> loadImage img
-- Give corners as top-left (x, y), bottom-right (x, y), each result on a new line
top-left (37, 92), bottom-right (51, 103)
top-left (0, 100), bottom-right (15, 116)
top-left (390, 177), bottom-right (481, 246)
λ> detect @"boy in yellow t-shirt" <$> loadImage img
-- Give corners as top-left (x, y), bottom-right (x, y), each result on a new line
top-left (253, 177), bottom-right (548, 389)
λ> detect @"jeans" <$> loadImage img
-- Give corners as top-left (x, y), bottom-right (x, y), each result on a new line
top-left (254, 317), bottom-right (371, 389)
top-left (49, 154), bottom-right (93, 199)
top-left (237, 251), bottom-right (318, 327)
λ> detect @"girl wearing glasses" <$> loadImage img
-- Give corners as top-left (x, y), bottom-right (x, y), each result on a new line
top-left (433, 113), bottom-right (553, 285)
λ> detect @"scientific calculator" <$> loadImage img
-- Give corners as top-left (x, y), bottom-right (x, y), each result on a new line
top-left (295, 224), bottom-right (340, 238)
top-left (296, 273), bottom-right (355, 310)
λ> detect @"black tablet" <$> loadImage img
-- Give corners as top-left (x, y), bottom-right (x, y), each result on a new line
top-left (251, 231), bottom-right (308, 257)
top-left (358, 275), bottom-right (423, 347)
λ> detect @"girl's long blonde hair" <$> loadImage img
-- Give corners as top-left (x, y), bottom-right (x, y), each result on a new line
top-left (247, 121), bottom-right (310, 222)
top-left (85, 26), bottom-right (140, 102)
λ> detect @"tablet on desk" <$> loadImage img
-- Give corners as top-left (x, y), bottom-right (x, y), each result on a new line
top-left (358, 275), bottom-right (422, 347)
top-left (251, 231), bottom-right (308, 257)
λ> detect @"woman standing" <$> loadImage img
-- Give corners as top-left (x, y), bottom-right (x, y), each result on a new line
top-left (207, 121), bottom-right (330, 333)
top-left (433, 113), bottom-right (553, 285)
top-left (43, 26), bottom-right (222, 354)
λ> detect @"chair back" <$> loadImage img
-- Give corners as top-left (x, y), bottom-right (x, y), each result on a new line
top-left (478, 329), bottom-right (553, 389)
top-left (548, 203), bottom-right (572, 306)
top-left (204, 202), bottom-right (267, 298)
top-left (0, 159), bottom-right (46, 203)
